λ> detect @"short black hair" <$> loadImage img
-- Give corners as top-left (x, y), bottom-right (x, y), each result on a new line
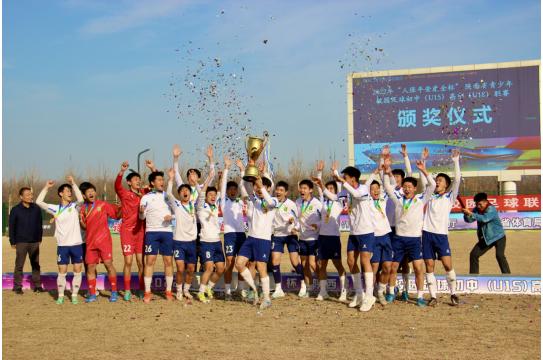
top-left (126, 172), bottom-right (141, 182)
top-left (178, 184), bottom-right (191, 193)
top-left (370, 180), bottom-right (380, 187)
top-left (474, 192), bottom-right (488, 203)
top-left (226, 181), bottom-right (238, 189)
top-left (299, 179), bottom-right (314, 189)
top-left (57, 184), bottom-right (73, 197)
top-left (341, 166), bottom-right (361, 181)
top-left (402, 177), bottom-right (418, 187)
top-left (79, 182), bottom-right (96, 194)
top-left (392, 169), bottom-right (406, 179)
top-left (206, 186), bottom-right (217, 195)
top-left (18, 187), bottom-right (31, 196)
top-left (261, 177), bottom-right (272, 188)
top-left (276, 181), bottom-right (289, 191)
top-left (186, 168), bottom-right (201, 179)
top-left (325, 181), bottom-right (338, 193)
top-left (436, 173), bottom-right (452, 188)
top-left (148, 171), bottom-right (164, 185)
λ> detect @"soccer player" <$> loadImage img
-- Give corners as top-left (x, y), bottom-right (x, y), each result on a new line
top-left (294, 179), bottom-right (322, 298)
top-left (329, 163), bottom-right (376, 312)
top-left (166, 168), bottom-right (198, 303)
top-left (236, 165), bottom-right (278, 310)
top-left (140, 171), bottom-right (175, 303)
top-left (383, 156), bottom-right (436, 307)
top-left (270, 180), bottom-right (302, 299)
top-left (195, 147), bottom-right (226, 303)
top-left (115, 161), bottom-right (147, 301)
top-left (312, 160), bottom-right (347, 301)
top-left (421, 149), bottom-right (461, 306)
top-left (79, 182), bottom-right (121, 303)
top-left (220, 155), bottom-right (247, 301)
top-left (36, 176), bottom-right (85, 304)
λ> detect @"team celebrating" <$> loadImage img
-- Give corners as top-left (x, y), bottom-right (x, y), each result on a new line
top-left (34, 143), bottom-right (462, 311)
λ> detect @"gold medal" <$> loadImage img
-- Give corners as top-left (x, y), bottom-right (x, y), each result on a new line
top-left (325, 214), bottom-right (330, 224)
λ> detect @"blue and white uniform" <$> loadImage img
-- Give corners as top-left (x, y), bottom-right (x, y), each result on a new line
top-left (220, 169), bottom-right (247, 257)
top-left (166, 180), bottom-right (198, 264)
top-left (272, 198), bottom-right (299, 254)
top-left (140, 190), bottom-right (173, 256)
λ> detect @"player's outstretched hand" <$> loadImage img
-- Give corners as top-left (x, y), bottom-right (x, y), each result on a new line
top-left (235, 159), bottom-right (245, 172)
top-left (400, 144), bottom-right (408, 157)
top-left (120, 161), bottom-right (129, 172)
top-left (167, 167), bottom-right (175, 180)
top-left (421, 147), bottom-right (429, 161)
top-left (45, 180), bottom-right (55, 188)
top-left (66, 175), bottom-right (75, 185)
top-left (224, 155), bottom-right (232, 169)
top-left (173, 144), bottom-right (182, 159)
top-left (415, 160), bottom-right (426, 172)
top-left (451, 148), bottom-right (460, 160)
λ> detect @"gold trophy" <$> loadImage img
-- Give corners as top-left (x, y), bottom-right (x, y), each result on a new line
top-left (243, 132), bottom-right (268, 182)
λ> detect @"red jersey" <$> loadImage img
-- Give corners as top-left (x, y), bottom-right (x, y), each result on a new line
top-left (115, 174), bottom-right (148, 232)
top-left (80, 200), bottom-right (119, 249)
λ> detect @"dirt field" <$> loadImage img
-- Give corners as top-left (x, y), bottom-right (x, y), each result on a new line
top-left (2, 230), bottom-right (540, 275)
top-left (2, 291), bottom-right (540, 359)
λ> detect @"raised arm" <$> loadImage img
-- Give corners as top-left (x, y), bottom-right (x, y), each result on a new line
top-left (36, 180), bottom-right (56, 214)
top-left (450, 149), bottom-right (461, 199)
top-left (221, 155), bottom-right (232, 205)
top-left (172, 144), bottom-right (184, 188)
top-left (235, 159), bottom-right (249, 200)
top-left (255, 177), bottom-right (277, 209)
top-left (400, 144), bottom-right (413, 177)
top-left (417, 160), bottom-right (436, 204)
top-left (66, 175), bottom-right (84, 204)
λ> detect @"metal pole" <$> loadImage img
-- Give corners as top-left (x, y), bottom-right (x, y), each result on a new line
top-left (137, 148), bottom-right (151, 174)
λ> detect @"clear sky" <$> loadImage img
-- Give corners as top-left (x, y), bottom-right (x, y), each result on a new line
top-left (3, 0), bottom-right (541, 178)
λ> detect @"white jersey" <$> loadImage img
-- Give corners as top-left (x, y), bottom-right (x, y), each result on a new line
top-left (273, 198), bottom-right (298, 237)
top-left (386, 186), bottom-right (404, 227)
top-left (244, 183), bottom-right (278, 241)
top-left (370, 195), bottom-right (392, 237)
top-left (220, 169), bottom-right (246, 234)
top-left (384, 173), bottom-right (436, 237)
top-left (423, 157), bottom-right (461, 235)
top-left (295, 197), bottom-right (322, 241)
top-left (166, 182), bottom-right (197, 241)
top-left (196, 192), bottom-right (220, 243)
top-left (140, 191), bottom-right (173, 233)
top-left (36, 186), bottom-right (84, 247)
top-left (318, 197), bottom-right (342, 237)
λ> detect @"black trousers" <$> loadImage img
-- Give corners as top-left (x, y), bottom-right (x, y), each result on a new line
top-left (469, 236), bottom-right (510, 274)
top-left (13, 242), bottom-right (41, 290)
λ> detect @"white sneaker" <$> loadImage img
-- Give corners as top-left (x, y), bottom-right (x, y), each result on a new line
top-left (272, 288), bottom-right (285, 299)
top-left (298, 287), bottom-right (308, 298)
top-left (259, 298), bottom-right (272, 310)
top-left (377, 291), bottom-right (387, 305)
top-left (183, 291), bottom-right (193, 300)
top-left (360, 295), bottom-right (376, 312)
top-left (176, 292), bottom-right (183, 301)
top-left (240, 289), bottom-right (248, 299)
top-left (348, 294), bottom-right (362, 308)
top-left (316, 292), bottom-right (329, 301)
top-left (338, 289), bottom-right (347, 302)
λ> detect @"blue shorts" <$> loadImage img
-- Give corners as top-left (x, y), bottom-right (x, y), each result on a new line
top-left (392, 235), bottom-right (423, 262)
top-left (422, 231), bottom-right (451, 260)
top-left (239, 236), bottom-right (271, 263)
top-left (223, 232), bottom-right (246, 257)
top-left (200, 241), bottom-right (225, 263)
top-left (347, 235), bottom-right (359, 252)
top-left (271, 235), bottom-right (299, 253)
top-left (299, 240), bottom-right (318, 257)
top-left (57, 245), bottom-right (84, 265)
top-left (371, 233), bottom-right (393, 263)
top-left (318, 235), bottom-right (341, 260)
top-left (173, 240), bottom-right (197, 264)
top-left (145, 232), bottom-right (174, 256)
top-left (352, 233), bottom-right (375, 253)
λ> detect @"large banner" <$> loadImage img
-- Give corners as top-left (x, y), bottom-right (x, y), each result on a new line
top-left (451, 194), bottom-right (541, 212)
top-left (350, 62), bottom-right (540, 173)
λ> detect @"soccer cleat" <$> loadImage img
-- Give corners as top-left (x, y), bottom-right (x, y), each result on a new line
top-left (385, 294), bottom-right (395, 303)
top-left (34, 287), bottom-right (46, 293)
top-left (338, 289), bottom-right (347, 302)
top-left (143, 292), bottom-right (152, 304)
top-left (165, 291), bottom-right (174, 301)
top-left (298, 288), bottom-right (308, 298)
top-left (348, 294), bottom-right (362, 308)
top-left (427, 297), bottom-right (438, 307)
top-left (206, 287), bottom-right (214, 300)
top-left (71, 296), bottom-right (79, 305)
top-left (316, 293), bottom-right (329, 301)
top-left (377, 291), bottom-right (387, 305)
top-left (85, 294), bottom-right (97, 303)
top-left (183, 290), bottom-right (193, 300)
top-left (272, 289), bottom-right (285, 299)
top-left (13, 288), bottom-right (23, 295)
top-left (124, 290), bottom-right (132, 302)
top-left (137, 290), bottom-right (145, 300)
top-left (56, 297), bottom-right (65, 305)
top-left (451, 294), bottom-right (460, 306)
top-left (224, 293), bottom-right (233, 301)
top-left (176, 292), bottom-right (184, 301)
top-left (240, 289), bottom-right (248, 299)
top-left (416, 298), bottom-right (427, 307)
top-left (197, 292), bottom-right (210, 303)
top-left (259, 299), bottom-right (272, 310)
top-left (360, 295), bottom-right (376, 312)
top-left (109, 291), bottom-right (118, 303)
top-left (400, 291), bottom-right (409, 302)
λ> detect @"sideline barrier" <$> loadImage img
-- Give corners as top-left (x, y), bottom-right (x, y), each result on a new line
top-left (3, 273), bottom-right (540, 295)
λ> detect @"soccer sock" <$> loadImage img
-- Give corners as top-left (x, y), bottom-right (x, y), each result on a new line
top-left (225, 283), bottom-right (231, 295)
top-left (319, 279), bottom-right (328, 296)
top-left (144, 277), bottom-right (152, 293)
top-left (417, 290), bottom-right (423, 299)
top-left (426, 273), bottom-right (437, 299)
top-left (261, 276), bottom-right (270, 301)
top-left (208, 280), bottom-right (216, 290)
top-left (240, 268), bottom-right (257, 292)
top-left (72, 272), bottom-right (82, 297)
top-left (124, 275), bottom-right (131, 292)
top-left (272, 265), bottom-right (281, 284)
top-left (88, 278), bottom-right (97, 296)
top-left (353, 272), bottom-right (362, 295)
top-left (447, 270), bottom-right (457, 295)
top-left (378, 282), bottom-right (387, 295)
top-left (199, 284), bottom-right (206, 294)
top-left (364, 272), bottom-right (374, 298)
top-left (339, 274), bottom-right (346, 292)
top-left (165, 276), bottom-right (173, 292)
top-left (387, 285), bottom-right (395, 295)
top-left (402, 273), bottom-right (409, 292)
top-left (138, 274), bottom-right (144, 291)
top-left (183, 283), bottom-right (191, 293)
top-left (57, 273), bottom-right (67, 298)
top-left (295, 264), bottom-right (304, 276)
top-left (108, 275), bottom-right (118, 292)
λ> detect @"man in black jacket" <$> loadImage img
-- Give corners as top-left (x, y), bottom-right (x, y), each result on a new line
top-left (9, 187), bottom-right (44, 294)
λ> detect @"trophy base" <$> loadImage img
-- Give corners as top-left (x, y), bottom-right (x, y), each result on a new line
top-left (242, 175), bottom-right (257, 183)
top-left (243, 165), bottom-right (260, 183)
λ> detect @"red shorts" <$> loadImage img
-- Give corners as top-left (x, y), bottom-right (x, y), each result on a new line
top-left (120, 227), bottom-right (145, 256)
top-left (85, 243), bottom-right (113, 264)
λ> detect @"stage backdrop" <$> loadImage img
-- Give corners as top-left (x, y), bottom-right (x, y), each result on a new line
top-left (348, 61), bottom-right (541, 176)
